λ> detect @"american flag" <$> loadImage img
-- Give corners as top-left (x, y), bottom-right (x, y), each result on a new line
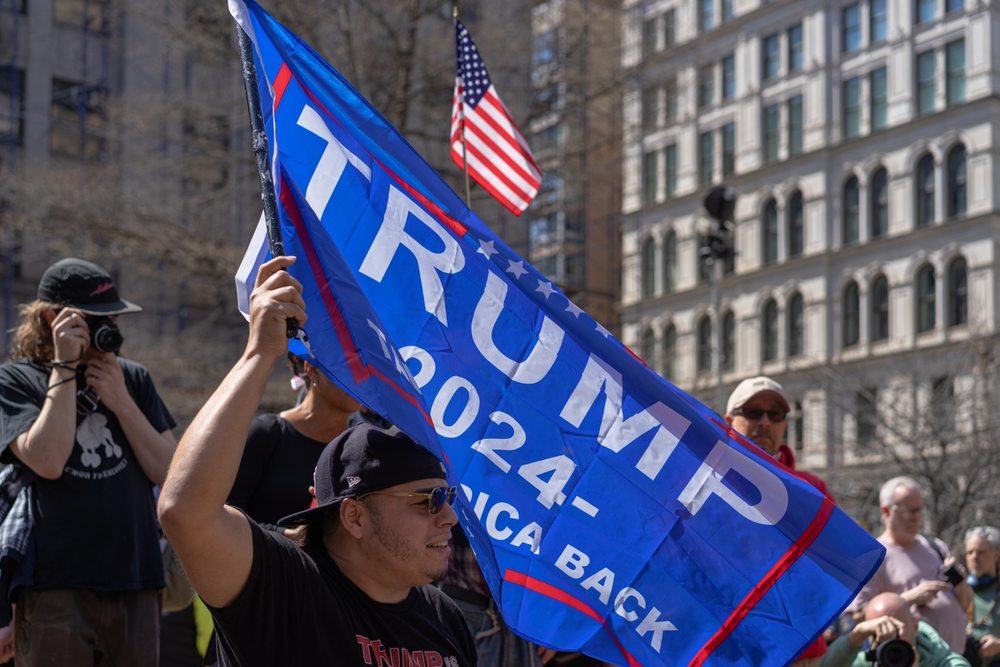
top-left (451, 19), bottom-right (541, 216)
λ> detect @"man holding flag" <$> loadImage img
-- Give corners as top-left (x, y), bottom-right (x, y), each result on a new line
top-left (158, 256), bottom-right (477, 666)
top-left (218, 1), bottom-right (886, 665)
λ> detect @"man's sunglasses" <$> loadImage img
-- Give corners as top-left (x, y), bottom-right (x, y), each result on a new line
top-left (732, 407), bottom-right (787, 422)
top-left (363, 485), bottom-right (458, 514)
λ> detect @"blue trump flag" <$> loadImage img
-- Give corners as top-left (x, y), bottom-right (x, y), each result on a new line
top-left (230, 2), bottom-right (885, 665)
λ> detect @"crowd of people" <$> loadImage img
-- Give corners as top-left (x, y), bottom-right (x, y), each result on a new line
top-left (0, 256), bottom-right (995, 667)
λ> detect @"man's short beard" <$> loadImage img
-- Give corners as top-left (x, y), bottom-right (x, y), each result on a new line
top-left (366, 498), bottom-right (448, 583)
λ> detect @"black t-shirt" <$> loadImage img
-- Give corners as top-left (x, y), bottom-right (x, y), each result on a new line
top-left (209, 520), bottom-right (477, 667)
top-left (0, 358), bottom-right (176, 590)
top-left (227, 414), bottom-right (327, 525)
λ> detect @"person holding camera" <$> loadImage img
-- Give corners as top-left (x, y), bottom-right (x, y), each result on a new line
top-left (848, 477), bottom-right (972, 654)
top-left (965, 526), bottom-right (1000, 667)
top-left (0, 258), bottom-right (177, 666)
top-left (823, 592), bottom-right (970, 667)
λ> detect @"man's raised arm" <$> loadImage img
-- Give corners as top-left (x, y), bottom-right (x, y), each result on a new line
top-left (158, 256), bottom-right (307, 608)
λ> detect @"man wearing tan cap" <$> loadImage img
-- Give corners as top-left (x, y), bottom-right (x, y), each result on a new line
top-left (725, 376), bottom-right (834, 667)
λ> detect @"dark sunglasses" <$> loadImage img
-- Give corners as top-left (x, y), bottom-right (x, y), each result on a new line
top-left (364, 485), bottom-right (458, 514)
top-left (732, 407), bottom-right (787, 422)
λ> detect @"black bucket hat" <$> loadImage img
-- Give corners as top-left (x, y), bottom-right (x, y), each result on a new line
top-left (278, 423), bottom-right (448, 526)
top-left (38, 258), bottom-right (142, 316)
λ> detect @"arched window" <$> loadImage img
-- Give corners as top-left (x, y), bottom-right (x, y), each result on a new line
top-left (641, 238), bottom-right (656, 298)
top-left (871, 168), bottom-right (888, 238)
top-left (664, 231), bottom-right (678, 293)
top-left (844, 281), bottom-right (860, 347)
top-left (948, 145), bottom-right (967, 218)
top-left (916, 154), bottom-right (935, 227)
top-left (949, 257), bottom-right (967, 327)
top-left (788, 191), bottom-right (804, 258)
top-left (640, 329), bottom-right (656, 369)
top-left (722, 310), bottom-right (735, 371)
top-left (788, 293), bottom-right (804, 357)
top-left (844, 177), bottom-right (860, 244)
top-left (917, 265), bottom-right (936, 333)
top-left (763, 199), bottom-right (778, 264)
top-left (697, 317), bottom-right (713, 373)
top-left (762, 299), bottom-right (778, 361)
top-left (664, 324), bottom-right (678, 381)
top-left (871, 275), bottom-right (889, 341)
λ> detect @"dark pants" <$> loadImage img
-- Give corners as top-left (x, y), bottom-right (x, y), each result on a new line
top-left (15, 588), bottom-right (160, 667)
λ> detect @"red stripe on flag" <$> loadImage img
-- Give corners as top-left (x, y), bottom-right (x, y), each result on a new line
top-left (279, 174), bottom-right (435, 425)
top-left (503, 570), bottom-right (643, 667)
top-left (687, 495), bottom-right (836, 667)
top-left (467, 101), bottom-right (540, 181)
top-left (292, 77), bottom-right (468, 237)
top-left (464, 119), bottom-right (540, 190)
top-left (460, 136), bottom-right (535, 204)
top-left (272, 64), bottom-right (292, 109)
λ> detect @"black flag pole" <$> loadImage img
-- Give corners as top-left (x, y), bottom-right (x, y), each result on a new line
top-left (236, 21), bottom-right (302, 341)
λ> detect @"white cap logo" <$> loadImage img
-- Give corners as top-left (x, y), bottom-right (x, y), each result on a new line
top-left (347, 476), bottom-right (361, 487)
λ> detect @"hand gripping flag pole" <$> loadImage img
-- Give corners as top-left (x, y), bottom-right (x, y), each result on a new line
top-left (236, 21), bottom-right (302, 341)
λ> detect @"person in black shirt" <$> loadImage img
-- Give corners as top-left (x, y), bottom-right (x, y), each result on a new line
top-left (0, 258), bottom-right (177, 666)
top-left (227, 353), bottom-right (360, 525)
top-left (158, 256), bottom-right (476, 667)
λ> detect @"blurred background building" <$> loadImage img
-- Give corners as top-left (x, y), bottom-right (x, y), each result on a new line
top-left (618, 0), bottom-right (999, 535)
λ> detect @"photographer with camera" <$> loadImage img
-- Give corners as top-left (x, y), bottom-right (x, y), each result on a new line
top-left (823, 593), bottom-right (970, 667)
top-left (0, 258), bottom-right (177, 666)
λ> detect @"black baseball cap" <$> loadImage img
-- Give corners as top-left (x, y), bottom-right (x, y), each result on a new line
top-left (37, 258), bottom-right (142, 316)
top-left (277, 423), bottom-right (448, 526)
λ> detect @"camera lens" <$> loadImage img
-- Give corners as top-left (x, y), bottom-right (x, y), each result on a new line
top-left (876, 638), bottom-right (915, 667)
top-left (86, 316), bottom-right (124, 354)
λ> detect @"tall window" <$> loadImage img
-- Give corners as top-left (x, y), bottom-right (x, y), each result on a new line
top-left (948, 144), bottom-right (967, 218)
top-left (916, 154), bottom-right (935, 227)
top-left (762, 299), bottom-right (779, 362)
top-left (641, 238), bottom-right (656, 297)
top-left (698, 248), bottom-right (712, 283)
top-left (643, 17), bottom-right (659, 58)
top-left (844, 282), bottom-right (860, 347)
top-left (788, 293), bottom-right (804, 357)
top-left (664, 9), bottom-right (677, 47)
top-left (763, 199), bottom-right (779, 264)
top-left (0, 67), bottom-right (25, 147)
top-left (788, 24), bottom-right (803, 72)
top-left (917, 51), bottom-right (936, 114)
top-left (641, 329), bottom-right (656, 368)
top-left (872, 275), bottom-right (889, 341)
top-left (788, 190), bottom-right (804, 257)
top-left (643, 87), bottom-right (660, 130)
top-left (643, 151), bottom-right (658, 205)
top-left (699, 65), bottom-right (715, 108)
top-left (917, 265), bottom-right (936, 333)
top-left (764, 103), bottom-right (780, 162)
top-left (722, 0), bottom-right (734, 21)
top-left (844, 177), bottom-right (860, 243)
top-left (722, 311), bottom-right (735, 371)
top-left (722, 55), bottom-right (736, 100)
top-left (51, 79), bottom-right (105, 160)
top-left (697, 317), bottom-right (713, 373)
top-left (917, 0), bottom-right (935, 23)
top-left (665, 144), bottom-right (678, 197)
top-left (871, 67), bottom-right (888, 131)
top-left (856, 388), bottom-right (878, 446)
top-left (947, 39), bottom-right (965, 106)
top-left (871, 168), bottom-right (888, 238)
top-left (763, 34), bottom-right (780, 80)
top-left (701, 0), bottom-right (714, 32)
top-left (843, 77), bottom-right (861, 139)
top-left (946, 0), bottom-right (963, 12)
top-left (665, 79), bottom-right (678, 123)
top-left (949, 257), bottom-right (968, 326)
top-left (871, 0), bottom-right (888, 42)
top-left (700, 131), bottom-right (714, 185)
top-left (664, 231), bottom-right (678, 292)
top-left (843, 4), bottom-right (861, 52)
top-left (792, 401), bottom-right (804, 450)
top-left (722, 123), bottom-right (735, 176)
top-left (788, 95), bottom-right (803, 156)
top-left (664, 325), bottom-right (678, 381)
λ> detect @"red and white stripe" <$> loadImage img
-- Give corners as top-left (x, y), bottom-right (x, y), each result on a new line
top-left (451, 80), bottom-right (541, 216)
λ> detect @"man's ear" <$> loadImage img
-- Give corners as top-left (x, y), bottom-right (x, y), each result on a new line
top-left (339, 499), bottom-right (365, 539)
top-left (41, 309), bottom-right (56, 326)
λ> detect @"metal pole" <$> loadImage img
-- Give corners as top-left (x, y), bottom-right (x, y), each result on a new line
top-left (236, 21), bottom-right (300, 339)
top-left (711, 258), bottom-right (724, 416)
top-left (454, 7), bottom-right (472, 209)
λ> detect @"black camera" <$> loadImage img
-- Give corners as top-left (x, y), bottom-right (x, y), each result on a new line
top-left (85, 316), bottom-right (124, 355)
top-left (865, 637), bottom-right (915, 667)
top-left (942, 564), bottom-right (964, 586)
